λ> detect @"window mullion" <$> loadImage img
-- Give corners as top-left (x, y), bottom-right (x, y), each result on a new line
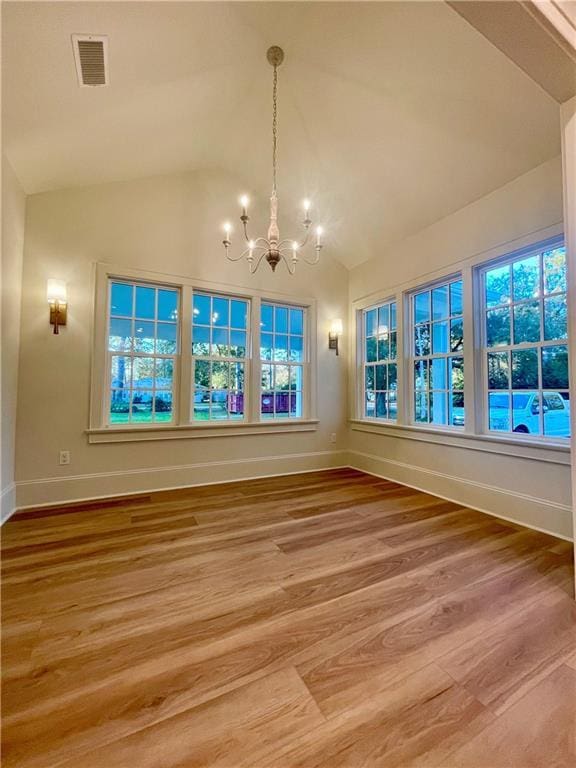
top-left (179, 285), bottom-right (193, 424)
top-left (251, 295), bottom-right (262, 423)
top-left (462, 266), bottom-right (477, 434)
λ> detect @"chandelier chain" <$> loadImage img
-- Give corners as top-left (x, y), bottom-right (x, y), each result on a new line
top-left (272, 64), bottom-right (278, 193)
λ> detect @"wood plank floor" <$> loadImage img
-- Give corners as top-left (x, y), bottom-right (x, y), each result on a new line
top-left (2, 468), bottom-right (575, 767)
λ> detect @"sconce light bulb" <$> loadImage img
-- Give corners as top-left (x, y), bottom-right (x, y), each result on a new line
top-left (303, 199), bottom-right (311, 212)
top-left (240, 195), bottom-right (249, 209)
top-left (223, 222), bottom-right (232, 235)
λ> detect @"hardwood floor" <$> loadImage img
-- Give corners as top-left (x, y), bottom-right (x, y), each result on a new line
top-left (2, 468), bottom-right (575, 767)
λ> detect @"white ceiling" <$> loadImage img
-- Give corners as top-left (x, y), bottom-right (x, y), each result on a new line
top-left (2, 1), bottom-right (561, 269)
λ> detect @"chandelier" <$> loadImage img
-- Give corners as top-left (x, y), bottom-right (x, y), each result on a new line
top-left (222, 46), bottom-right (324, 274)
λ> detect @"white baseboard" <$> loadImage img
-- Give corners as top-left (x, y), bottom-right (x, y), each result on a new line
top-left (348, 450), bottom-right (573, 541)
top-left (15, 450), bottom-right (350, 510)
top-left (1, 483), bottom-right (17, 525)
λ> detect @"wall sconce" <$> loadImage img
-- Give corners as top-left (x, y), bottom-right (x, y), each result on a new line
top-left (329, 318), bottom-right (343, 355)
top-left (47, 279), bottom-right (67, 334)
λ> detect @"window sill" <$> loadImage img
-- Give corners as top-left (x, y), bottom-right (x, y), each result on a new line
top-left (349, 419), bottom-right (571, 465)
top-left (87, 419), bottom-right (319, 444)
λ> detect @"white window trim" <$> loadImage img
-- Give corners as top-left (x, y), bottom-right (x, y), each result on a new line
top-left (88, 263), bottom-right (318, 442)
top-left (359, 298), bottom-right (398, 423)
top-left (406, 272), bottom-right (464, 431)
top-left (350, 226), bottom-right (569, 456)
top-left (475, 234), bottom-right (569, 444)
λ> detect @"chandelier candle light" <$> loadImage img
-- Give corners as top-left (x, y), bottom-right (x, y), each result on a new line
top-left (222, 46), bottom-right (324, 274)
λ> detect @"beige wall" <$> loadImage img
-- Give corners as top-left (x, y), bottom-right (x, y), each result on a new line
top-left (348, 155), bottom-right (573, 539)
top-left (1, 157), bottom-right (26, 521)
top-left (16, 170), bottom-right (349, 506)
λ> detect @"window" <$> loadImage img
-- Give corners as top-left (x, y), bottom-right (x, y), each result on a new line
top-left (362, 300), bottom-right (397, 420)
top-left (192, 292), bottom-right (249, 421)
top-left (411, 278), bottom-right (464, 427)
top-left (482, 244), bottom-right (569, 439)
top-left (108, 280), bottom-right (179, 424)
top-left (260, 302), bottom-right (306, 419)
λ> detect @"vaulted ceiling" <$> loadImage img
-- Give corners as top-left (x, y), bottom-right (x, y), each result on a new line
top-left (2, 1), bottom-right (564, 268)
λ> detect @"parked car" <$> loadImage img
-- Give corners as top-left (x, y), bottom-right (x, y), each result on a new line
top-left (488, 391), bottom-right (570, 436)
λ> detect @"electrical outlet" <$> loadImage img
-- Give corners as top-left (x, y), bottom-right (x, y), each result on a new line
top-left (59, 450), bottom-right (70, 466)
top-left (329, 432), bottom-right (337, 444)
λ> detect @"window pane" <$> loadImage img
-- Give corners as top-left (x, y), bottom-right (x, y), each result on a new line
top-left (366, 336), bottom-right (377, 363)
top-left (212, 361), bottom-right (229, 390)
top-left (430, 391), bottom-right (447, 425)
top-left (153, 391), bottom-right (173, 422)
top-left (513, 302), bottom-right (540, 344)
top-left (512, 391), bottom-right (541, 435)
top-left (290, 366), bottom-right (303, 391)
top-left (365, 309), bottom-right (377, 337)
top-left (513, 256), bottom-right (539, 301)
top-left (193, 294), bottom-right (210, 325)
top-left (211, 327), bottom-right (229, 356)
top-left (414, 292), bottom-right (430, 323)
top-left (230, 300), bottom-right (248, 329)
top-left (230, 362), bottom-right (244, 390)
top-left (390, 303), bottom-right (397, 331)
top-left (131, 390), bottom-right (153, 422)
top-left (378, 334), bottom-right (389, 361)
top-left (375, 364), bottom-right (387, 390)
top-left (365, 365), bottom-right (375, 391)
top-left (134, 321), bottom-right (155, 353)
top-left (110, 282), bottom-right (133, 316)
top-left (543, 296), bottom-right (567, 341)
top-left (110, 389), bottom-right (130, 423)
top-left (289, 334), bottom-right (303, 362)
top-left (291, 391), bottom-right (303, 418)
top-left (414, 360), bottom-right (428, 390)
top-left (390, 331), bottom-right (397, 360)
top-left (486, 307), bottom-right (510, 347)
top-left (109, 317), bottom-right (133, 351)
top-left (432, 321), bottom-right (448, 354)
top-left (488, 352), bottom-right (509, 389)
top-left (543, 248), bottom-right (566, 295)
top-left (158, 289), bottom-right (178, 321)
top-left (230, 330), bottom-right (247, 358)
top-left (432, 285), bottom-right (449, 320)
top-left (194, 360), bottom-right (210, 389)
top-left (274, 335), bottom-right (288, 361)
top-left (211, 390), bottom-right (229, 419)
top-left (414, 392), bottom-right (429, 423)
top-left (275, 365), bottom-right (290, 391)
top-left (430, 358), bottom-right (446, 390)
top-left (192, 325), bottom-right (210, 356)
top-left (261, 304), bottom-right (273, 332)
top-left (275, 307), bottom-right (288, 333)
top-left (260, 333), bottom-right (273, 360)
top-left (154, 359), bottom-right (173, 389)
top-left (289, 308), bottom-right (303, 335)
top-left (212, 297), bottom-right (229, 327)
top-left (261, 364), bottom-right (273, 391)
top-left (450, 318), bottom-right (463, 352)
top-left (135, 286), bottom-right (155, 319)
top-left (489, 392), bottom-right (510, 432)
top-left (376, 392), bottom-right (388, 419)
top-left (450, 357), bottom-right (464, 391)
top-left (365, 391), bottom-right (375, 418)
top-left (388, 363), bottom-right (397, 389)
top-left (543, 392), bottom-right (571, 438)
top-left (156, 323), bottom-right (177, 354)
top-left (511, 348), bottom-right (538, 389)
top-left (485, 265), bottom-right (510, 308)
top-left (414, 323), bottom-right (430, 357)
top-left (378, 305), bottom-right (389, 334)
top-left (450, 281), bottom-right (463, 316)
top-left (229, 392), bottom-right (244, 420)
top-left (132, 358), bottom-right (155, 388)
top-left (450, 392), bottom-right (465, 427)
top-left (542, 345), bottom-right (569, 389)
top-left (111, 355), bottom-right (132, 389)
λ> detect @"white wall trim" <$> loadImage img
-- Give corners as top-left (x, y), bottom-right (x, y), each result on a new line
top-left (14, 450), bottom-right (349, 510)
top-left (1, 483), bottom-right (17, 525)
top-left (348, 449), bottom-right (573, 541)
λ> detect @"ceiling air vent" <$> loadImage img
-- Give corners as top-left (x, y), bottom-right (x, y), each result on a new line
top-left (72, 34), bottom-right (108, 87)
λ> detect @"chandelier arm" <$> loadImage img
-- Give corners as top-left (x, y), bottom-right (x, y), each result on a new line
top-left (300, 248), bottom-right (322, 266)
top-left (278, 252), bottom-right (297, 275)
top-left (249, 251), bottom-right (270, 274)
